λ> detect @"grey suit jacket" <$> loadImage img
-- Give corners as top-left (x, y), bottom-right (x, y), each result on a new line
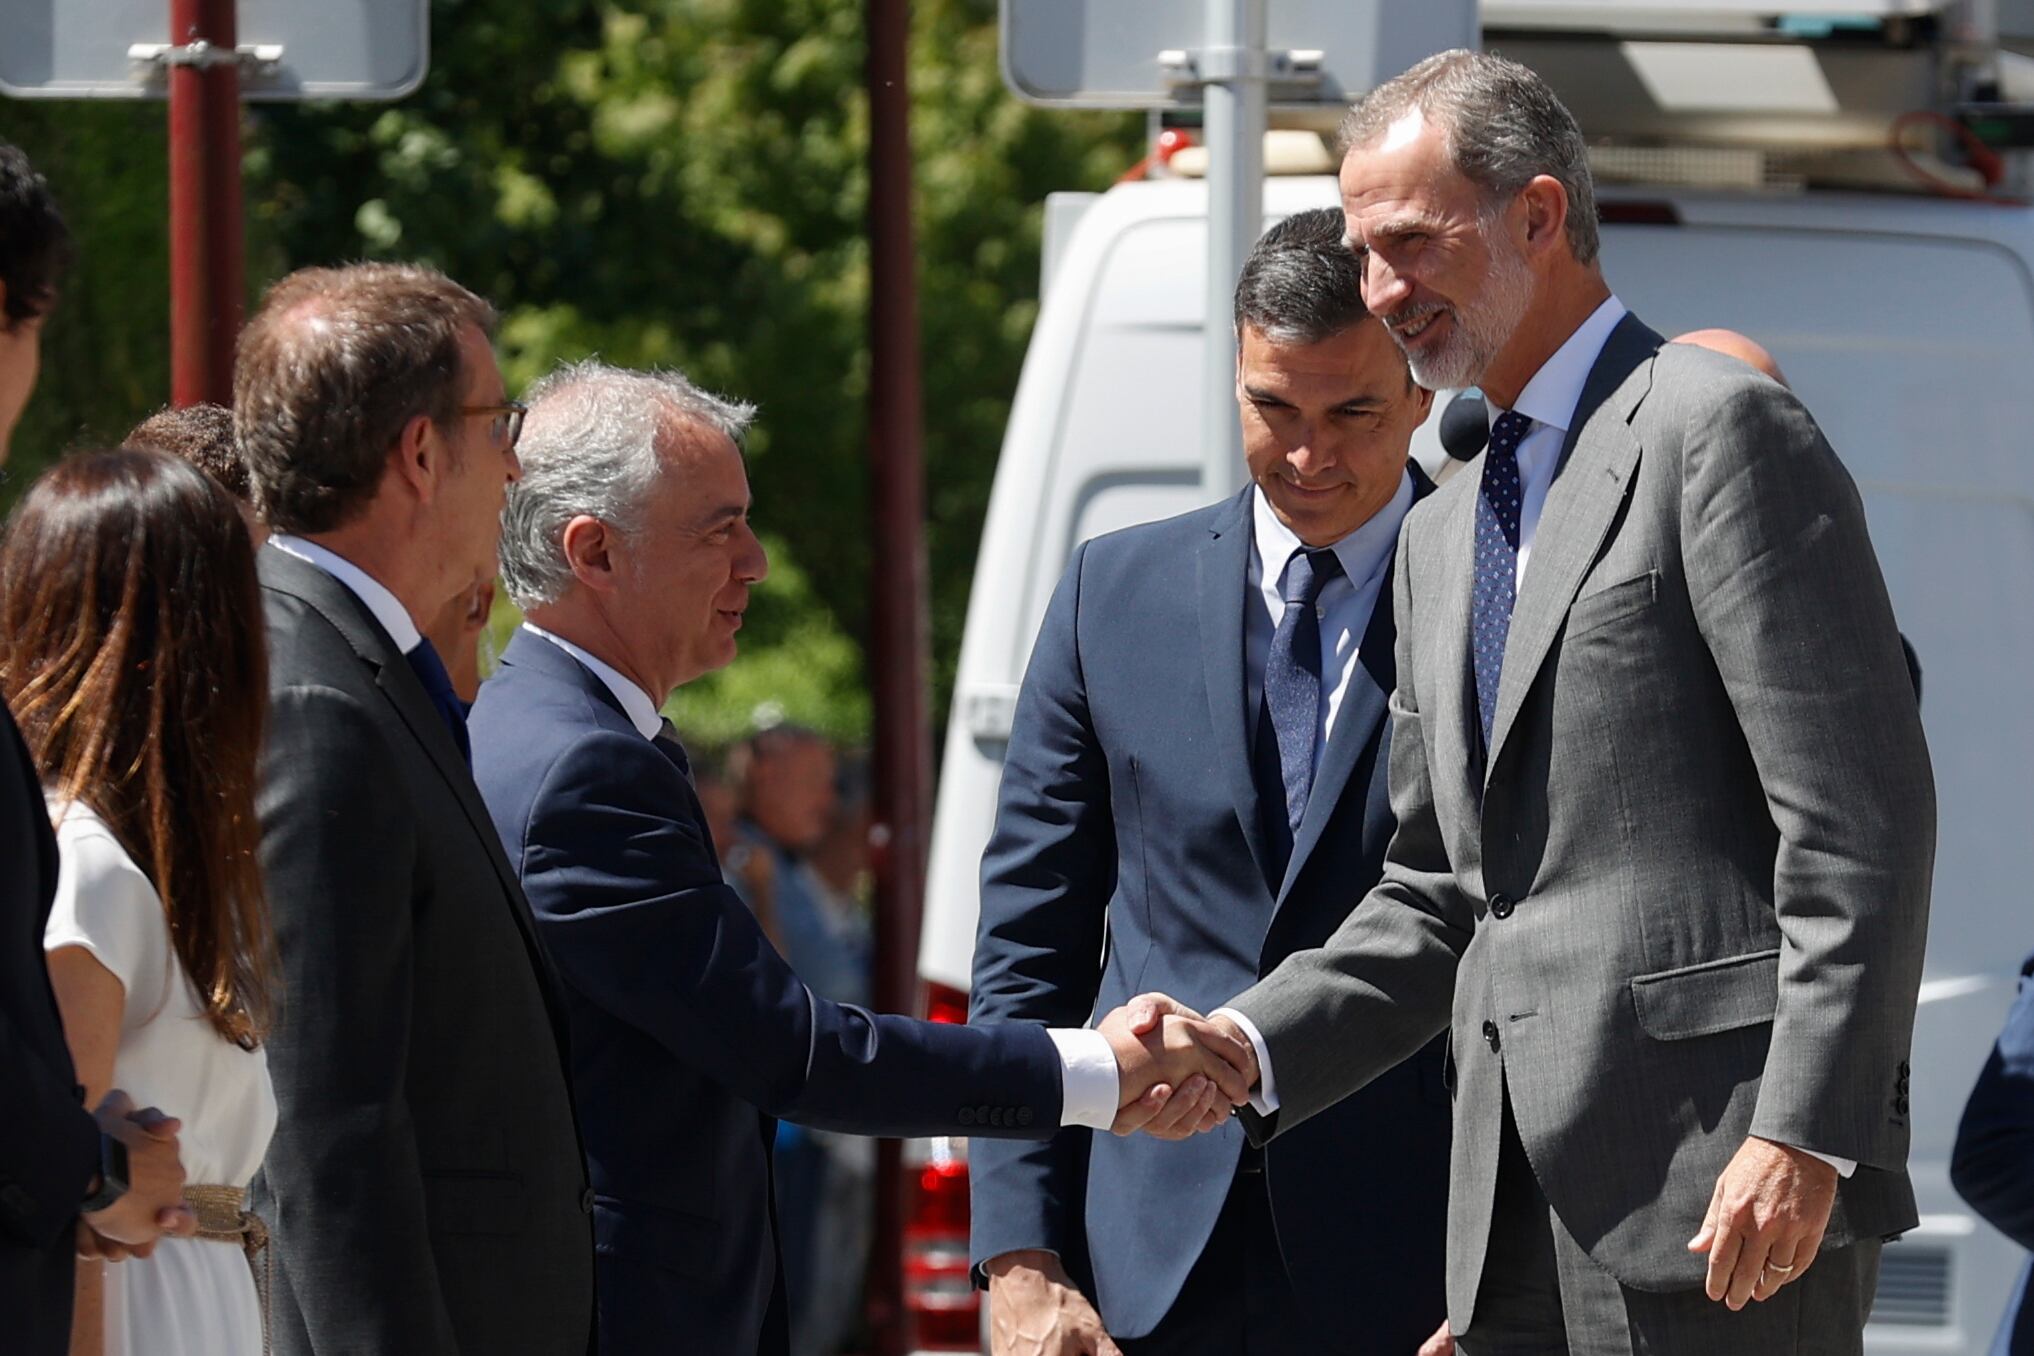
top-left (250, 548), bottom-right (594, 1355)
top-left (1230, 314), bottom-right (1935, 1329)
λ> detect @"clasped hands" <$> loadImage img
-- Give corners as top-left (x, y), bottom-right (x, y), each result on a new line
top-left (75, 1089), bottom-right (199, 1262)
top-left (1097, 994), bottom-right (1258, 1138)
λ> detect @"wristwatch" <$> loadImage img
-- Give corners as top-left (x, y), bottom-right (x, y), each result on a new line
top-left (78, 1134), bottom-right (129, 1215)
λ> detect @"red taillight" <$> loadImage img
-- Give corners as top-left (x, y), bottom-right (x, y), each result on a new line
top-left (923, 980), bottom-right (968, 1026)
top-left (906, 982), bottom-right (979, 1350)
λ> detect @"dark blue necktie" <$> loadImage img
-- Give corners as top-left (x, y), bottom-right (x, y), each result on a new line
top-left (1257, 547), bottom-right (1344, 863)
top-left (404, 638), bottom-right (471, 764)
top-left (1473, 410), bottom-right (1533, 746)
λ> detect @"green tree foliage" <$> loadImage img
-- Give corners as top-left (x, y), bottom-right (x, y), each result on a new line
top-left (5, 0), bottom-right (1139, 740)
top-left (1, 102), bottom-right (174, 472)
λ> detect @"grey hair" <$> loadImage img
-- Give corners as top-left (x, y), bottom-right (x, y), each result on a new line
top-left (1338, 49), bottom-right (1599, 264)
top-left (1233, 207), bottom-right (1376, 347)
top-left (497, 359), bottom-right (757, 609)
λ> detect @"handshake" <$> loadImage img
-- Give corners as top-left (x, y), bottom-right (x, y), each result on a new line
top-left (1097, 994), bottom-right (1261, 1139)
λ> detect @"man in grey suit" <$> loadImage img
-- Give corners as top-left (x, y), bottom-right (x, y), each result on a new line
top-left (234, 263), bottom-right (595, 1354)
top-left (1136, 51), bottom-right (1935, 1354)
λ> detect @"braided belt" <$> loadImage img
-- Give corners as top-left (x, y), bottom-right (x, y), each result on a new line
top-left (185, 1185), bottom-right (271, 1356)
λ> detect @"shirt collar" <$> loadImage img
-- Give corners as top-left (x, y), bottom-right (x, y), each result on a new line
top-left (520, 623), bottom-right (664, 741)
top-left (1496, 295), bottom-right (1628, 436)
top-left (1250, 469), bottom-right (1415, 596)
top-left (268, 535), bottom-right (423, 654)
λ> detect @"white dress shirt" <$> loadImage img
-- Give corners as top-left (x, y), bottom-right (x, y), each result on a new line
top-left (518, 627), bottom-right (1123, 1129)
top-left (267, 536), bottom-right (423, 653)
top-left (1494, 294), bottom-right (1627, 591)
top-left (1220, 302), bottom-right (1858, 1176)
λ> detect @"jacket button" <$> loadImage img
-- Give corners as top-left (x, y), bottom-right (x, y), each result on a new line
top-left (1482, 1020), bottom-right (1502, 1052)
top-left (1490, 893), bottom-right (1515, 920)
top-left (957, 1107), bottom-right (975, 1127)
top-left (974, 1104), bottom-right (992, 1127)
top-left (580, 1188), bottom-right (595, 1213)
top-left (989, 1107), bottom-right (1006, 1128)
top-left (1017, 1107), bottom-right (1034, 1127)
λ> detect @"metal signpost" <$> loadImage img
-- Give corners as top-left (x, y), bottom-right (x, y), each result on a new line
top-left (0, 0), bottom-right (428, 404)
top-left (1002, 0), bottom-right (1477, 496)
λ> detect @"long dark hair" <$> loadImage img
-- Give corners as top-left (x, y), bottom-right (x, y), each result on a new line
top-left (0, 448), bottom-right (273, 1047)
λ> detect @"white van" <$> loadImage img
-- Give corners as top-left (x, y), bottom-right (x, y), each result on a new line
top-left (899, 13), bottom-right (2034, 1355)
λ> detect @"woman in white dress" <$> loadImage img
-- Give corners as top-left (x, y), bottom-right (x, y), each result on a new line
top-left (0, 448), bottom-right (277, 1356)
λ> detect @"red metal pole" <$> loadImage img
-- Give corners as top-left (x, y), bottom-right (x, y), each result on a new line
top-left (168, 0), bottom-right (242, 407)
top-left (864, 0), bottom-right (932, 1351)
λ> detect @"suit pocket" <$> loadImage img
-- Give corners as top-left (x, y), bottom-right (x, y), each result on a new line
top-left (423, 1169), bottom-right (529, 1237)
top-left (1567, 569), bottom-right (1659, 639)
top-left (592, 1196), bottom-right (717, 1282)
top-left (1630, 949), bottom-right (1781, 1041)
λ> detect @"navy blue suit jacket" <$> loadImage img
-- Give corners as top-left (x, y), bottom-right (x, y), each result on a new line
top-left (471, 629), bottom-right (1067, 1356)
top-left (1953, 950), bottom-right (2034, 1355)
top-left (0, 702), bottom-right (96, 1356)
top-left (970, 483), bottom-right (1450, 1348)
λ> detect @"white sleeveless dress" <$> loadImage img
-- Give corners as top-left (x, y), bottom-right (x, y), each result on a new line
top-left (42, 800), bottom-right (276, 1356)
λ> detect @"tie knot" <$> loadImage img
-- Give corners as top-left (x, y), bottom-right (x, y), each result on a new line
top-left (1488, 410), bottom-right (1533, 460)
top-left (1279, 547), bottom-right (1343, 608)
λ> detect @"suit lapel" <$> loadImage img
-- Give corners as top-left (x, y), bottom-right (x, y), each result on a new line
top-left (1197, 489), bottom-right (1278, 893)
top-left (258, 549), bottom-right (558, 991)
top-left (1485, 316), bottom-right (1658, 776)
top-left (1429, 471), bottom-right (1486, 812)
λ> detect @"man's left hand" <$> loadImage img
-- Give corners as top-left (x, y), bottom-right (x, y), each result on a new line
top-left (1687, 1136), bottom-right (1839, 1309)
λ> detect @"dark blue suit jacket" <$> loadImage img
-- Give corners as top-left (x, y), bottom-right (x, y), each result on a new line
top-left (970, 483), bottom-right (1450, 1348)
top-left (0, 703), bottom-right (96, 1356)
top-left (471, 629), bottom-right (1067, 1356)
top-left (1953, 950), bottom-right (2034, 1355)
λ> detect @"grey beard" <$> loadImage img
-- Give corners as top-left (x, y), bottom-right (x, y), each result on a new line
top-left (1400, 234), bottom-right (1535, 392)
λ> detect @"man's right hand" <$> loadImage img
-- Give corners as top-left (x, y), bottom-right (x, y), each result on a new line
top-left (986, 1250), bottom-right (1122, 1356)
top-left (84, 1090), bottom-right (196, 1251)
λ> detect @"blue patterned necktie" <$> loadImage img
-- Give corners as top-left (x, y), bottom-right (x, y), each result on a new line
top-left (1472, 410), bottom-right (1533, 746)
top-left (1257, 547), bottom-right (1345, 857)
top-left (404, 638), bottom-right (472, 765)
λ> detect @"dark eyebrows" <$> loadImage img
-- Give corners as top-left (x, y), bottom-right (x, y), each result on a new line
top-left (1242, 384), bottom-right (1294, 406)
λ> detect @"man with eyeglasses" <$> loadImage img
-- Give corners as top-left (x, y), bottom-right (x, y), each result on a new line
top-left (233, 263), bottom-right (597, 1356)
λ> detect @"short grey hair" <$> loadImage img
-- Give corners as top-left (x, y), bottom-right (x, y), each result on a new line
top-left (497, 359), bottom-right (757, 609)
top-left (1233, 207), bottom-right (1376, 347)
top-left (1339, 50), bottom-right (1599, 264)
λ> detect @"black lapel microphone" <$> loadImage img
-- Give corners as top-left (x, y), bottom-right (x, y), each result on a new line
top-left (1439, 390), bottom-right (1490, 461)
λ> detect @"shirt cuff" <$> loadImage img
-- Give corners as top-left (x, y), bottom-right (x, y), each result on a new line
top-left (1212, 1007), bottom-right (1278, 1115)
top-left (1793, 1145), bottom-right (1857, 1178)
top-left (1047, 1027), bottom-right (1120, 1130)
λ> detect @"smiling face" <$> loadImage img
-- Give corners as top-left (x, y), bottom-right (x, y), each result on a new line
top-left (1340, 112), bottom-right (1535, 393)
top-left (622, 420), bottom-right (768, 690)
top-left (1237, 318), bottom-right (1432, 547)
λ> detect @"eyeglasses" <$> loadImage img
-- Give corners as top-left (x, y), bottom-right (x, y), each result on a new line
top-left (460, 400), bottom-right (527, 449)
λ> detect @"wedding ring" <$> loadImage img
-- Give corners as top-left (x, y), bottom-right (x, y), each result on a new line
top-left (1764, 1260), bottom-right (1794, 1275)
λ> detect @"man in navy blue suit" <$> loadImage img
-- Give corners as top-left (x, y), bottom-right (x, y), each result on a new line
top-left (1954, 950), bottom-right (2034, 1354)
top-left (968, 208), bottom-right (1451, 1356)
top-left (468, 361), bottom-right (1253, 1356)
